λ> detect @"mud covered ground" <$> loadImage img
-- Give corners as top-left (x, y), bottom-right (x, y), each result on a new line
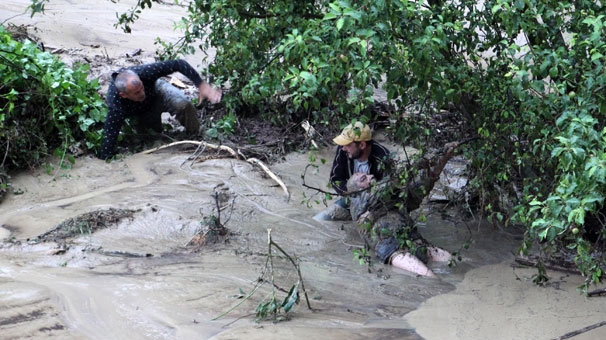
top-left (2, 1), bottom-right (606, 340)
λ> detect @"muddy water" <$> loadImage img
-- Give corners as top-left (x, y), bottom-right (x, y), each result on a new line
top-left (0, 149), bottom-right (443, 339)
top-left (2, 1), bottom-right (606, 339)
top-left (1, 149), bottom-right (604, 340)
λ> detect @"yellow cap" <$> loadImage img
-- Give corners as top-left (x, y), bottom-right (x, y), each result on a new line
top-left (333, 122), bottom-right (372, 146)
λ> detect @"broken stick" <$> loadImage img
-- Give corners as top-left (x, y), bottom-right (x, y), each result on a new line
top-left (141, 141), bottom-right (290, 198)
top-left (551, 321), bottom-right (606, 340)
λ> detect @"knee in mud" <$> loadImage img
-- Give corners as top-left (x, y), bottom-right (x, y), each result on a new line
top-left (172, 99), bottom-right (193, 112)
top-left (155, 79), bottom-right (193, 112)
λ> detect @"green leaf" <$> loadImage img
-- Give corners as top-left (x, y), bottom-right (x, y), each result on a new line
top-left (336, 18), bottom-right (345, 31)
top-left (538, 227), bottom-right (549, 241)
top-left (281, 285), bottom-right (300, 313)
top-left (591, 52), bottom-right (604, 62)
top-left (323, 12), bottom-right (338, 20)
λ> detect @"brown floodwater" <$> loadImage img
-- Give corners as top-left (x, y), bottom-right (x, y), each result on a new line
top-left (1, 149), bottom-right (604, 340)
top-left (1, 1), bottom-right (606, 339)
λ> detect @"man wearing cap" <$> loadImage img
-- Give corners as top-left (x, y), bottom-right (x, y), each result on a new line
top-left (314, 121), bottom-right (390, 220)
top-left (330, 121), bottom-right (390, 194)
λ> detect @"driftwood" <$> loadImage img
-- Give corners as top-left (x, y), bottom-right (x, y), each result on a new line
top-left (513, 255), bottom-right (582, 275)
top-left (551, 321), bottom-right (606, 340)
top-left (141, 140), bottom-right (238, 157)
top-left (141, 140), bottom-right (290, 198)
top-left (247, 157), bottom-right (291, 200)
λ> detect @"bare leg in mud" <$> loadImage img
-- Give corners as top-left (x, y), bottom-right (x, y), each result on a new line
top-left (347, 142), bottom-right (458, 277)
top-left (388, 245), bottom-right (452, 277)
top-left (390, 251), bottom-right (437, 277)
top-left (390, 246), bottom-right (452, 277)
top-left (378, 238), bottom-right (451, 277)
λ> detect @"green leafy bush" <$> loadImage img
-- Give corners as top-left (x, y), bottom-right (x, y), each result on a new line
top-left (0, 25), bottom-right (106, 171)
top-left (205, 112), bottom-right (237, 139)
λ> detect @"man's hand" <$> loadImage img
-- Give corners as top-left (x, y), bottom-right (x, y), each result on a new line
top-left (357, 210), bottom-right (373, 225)
top-left (198, 83), bottom-right (222, 104)
top-left (443, 141), bottom-right (459, 156)
top-left (347, 172), bottom-right (375, 191)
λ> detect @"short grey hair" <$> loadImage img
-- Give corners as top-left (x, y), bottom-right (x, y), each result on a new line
top-left (114, 69), bottom-right (140, 92)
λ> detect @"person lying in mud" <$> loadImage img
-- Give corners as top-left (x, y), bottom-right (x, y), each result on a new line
top-left (346, 142), bottom-right (458, 277)
top-left (98, 59), bottom-right (222, 160)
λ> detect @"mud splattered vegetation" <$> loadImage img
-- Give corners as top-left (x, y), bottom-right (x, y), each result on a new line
top-left (31, 208), bottom-right (138, 243)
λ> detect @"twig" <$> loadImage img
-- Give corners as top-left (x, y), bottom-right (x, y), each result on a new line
top-left (213, 191), bottom-right (221, 224)
top-left (267, 229), bottom-right (277, 317)
top-left (183, 141), bottom-right (208, 168)
top-left (1, 14), bottom-right (25, 25)
top-left (140, 140), bottom-right (238, 157)
top-left (248, 157), bottom-right (290, 200)
top-left (210, 279), bottom-right (265, 321)
top-left (268, 229), bottom-right (312, 310)
top-left (587, 287), bottom-right (606, 297)
top-left (1, 138), bottom-right (9, 168)
top-left (141, 140), bottom-right (289, 198)
top-left (514, 255), bottom-right (581, 275)
top-left (301, 164), bottom-right (339, 196)
top-left (211, 229), bottom-right (312, 321)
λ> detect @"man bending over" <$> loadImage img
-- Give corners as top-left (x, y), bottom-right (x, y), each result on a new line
top-left (98, 59), bottom-right (221, 160)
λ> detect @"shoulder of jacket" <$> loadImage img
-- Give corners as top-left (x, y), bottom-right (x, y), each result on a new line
top-left (371, 141), bottom-right (390, 155)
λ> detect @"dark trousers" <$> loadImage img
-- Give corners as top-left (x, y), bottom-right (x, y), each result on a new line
top-left (136, 79), bottom-right (200, 133)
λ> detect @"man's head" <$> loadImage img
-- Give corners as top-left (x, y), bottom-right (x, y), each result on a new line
top-left (115, 70), bottom-right (146, 102)
top-left (333, 121), bottom-right (373, 160)
top-left (347, 172), bottom-right (375, 192)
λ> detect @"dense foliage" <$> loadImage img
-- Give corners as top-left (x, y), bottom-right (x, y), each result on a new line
top-left (26, 0), bottom-right (606, 290)
top-left (0, 25), bottom-right (106, 172)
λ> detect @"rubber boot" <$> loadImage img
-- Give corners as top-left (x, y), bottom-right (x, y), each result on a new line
top-left (155, 79), bottom-right (200, 133)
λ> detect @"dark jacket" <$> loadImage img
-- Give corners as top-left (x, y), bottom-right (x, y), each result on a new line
top-left (99, 59), bottom-right (204, 160)
top-left (329, 140), bottom-right (390, 195)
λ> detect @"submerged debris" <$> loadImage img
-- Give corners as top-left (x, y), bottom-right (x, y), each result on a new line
top-left (31, 208), bottom-right (138, 244)
top-left (187, 213), bottom-right (231, 251)
top-left (187, 191), bottom-right (232, 251)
